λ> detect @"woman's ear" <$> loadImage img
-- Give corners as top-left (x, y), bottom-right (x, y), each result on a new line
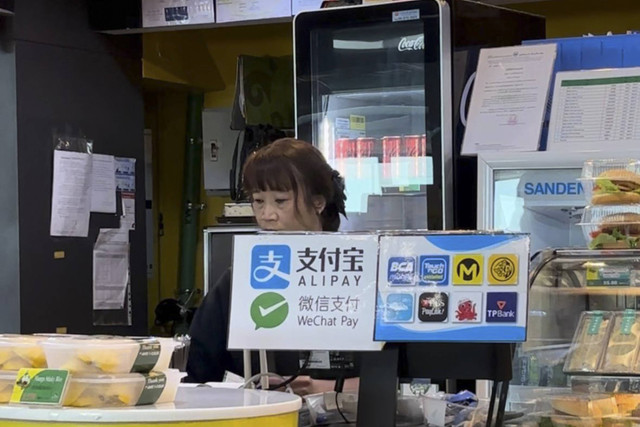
top-left (312, 196), bottom-right (326, 215)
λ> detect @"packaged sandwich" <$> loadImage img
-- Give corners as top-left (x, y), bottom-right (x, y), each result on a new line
top-left (550, 394), bottom-right (618, 417)
top-left (600, 311), bottom-right (640, 374)
top-left (582, 160), bottom-right (640, 205)
top-left (580, 206), bottom-right (640, 249)
top-left (565, 311), bottom-right (612, 374)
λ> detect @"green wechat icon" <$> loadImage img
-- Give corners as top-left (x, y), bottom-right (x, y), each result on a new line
top-left (250, 292), bottom-right (289, 330)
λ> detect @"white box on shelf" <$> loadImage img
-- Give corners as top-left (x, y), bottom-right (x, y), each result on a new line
top-left (292, 0), bottom-right (324, 15)
top-left (142, 0), bottom-right (215, 28)
top-left (216, 0), bottom-right (291, 23)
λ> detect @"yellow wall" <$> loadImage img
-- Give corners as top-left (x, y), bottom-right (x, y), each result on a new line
top-left (144, 23), bottom-right (293, 331)
top-left (509, 0), bottom-right (640, 38)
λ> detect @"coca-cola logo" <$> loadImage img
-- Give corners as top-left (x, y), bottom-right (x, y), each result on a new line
top-left (398, 35), bottom-right (424, 52)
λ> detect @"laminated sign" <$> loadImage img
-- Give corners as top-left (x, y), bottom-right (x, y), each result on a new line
top-left (375, 233), bottom-right (530, 342)
top-left (228, 234), bottom-right (382, 351)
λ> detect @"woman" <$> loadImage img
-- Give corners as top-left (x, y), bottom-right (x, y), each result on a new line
top-left (186, 138), bottom-right (347, 393)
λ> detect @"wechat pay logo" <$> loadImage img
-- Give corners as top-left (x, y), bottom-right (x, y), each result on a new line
top-left (250, 292), bottom-right (289, 329)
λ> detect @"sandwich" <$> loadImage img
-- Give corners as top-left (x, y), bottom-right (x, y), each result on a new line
top-left (592, 169), bottom-right (640, 205)
top-left (589, 213), bottom-right (640, 249)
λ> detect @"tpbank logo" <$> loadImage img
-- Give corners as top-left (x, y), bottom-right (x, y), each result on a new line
top-left (388, 257), bottom-right (416, 285)
top-left (251, 245), bottom-right (291, 289)
top-left (419, 256), bottom-right (449, 285)
top-left (453, 254), bottom-right (483, 285)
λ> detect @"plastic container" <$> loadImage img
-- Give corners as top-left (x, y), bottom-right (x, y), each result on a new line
top-left (548, 394), bottom-right (618, 418)
top-left (581, 160), bottom-right (640, 206)
top-left (0, 370), bottom-right (16, 403)
top-left (63, 369), bottom-right (185, 408)
top-left (0, 335), bottom-right (47, 370)
top-left (42, 336), bottom-right (181, 374)
top-left (532, 413), bottom-right (605, 426)
top-left (422, 396), bottom-right (484, 427)
top-left (600, 311), bottom-right (640, 374)
top-left (579, 206), bottom-right (640, 249)
top-left (564, 311), bottom-right (613, 374)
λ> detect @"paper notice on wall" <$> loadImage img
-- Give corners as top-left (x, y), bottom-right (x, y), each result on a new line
top-left (461, 44), bottom-right (556, 154)
top-left (90, 154), bottom-right (116, 213)
top-left (121, 193), bottom-right (136, 231)
top-left (93, 228), bottom-right (129, 310)
top-left (115, 157), bottom-right (136, 192)
top-left (50, 150), bottom-right (92, 237)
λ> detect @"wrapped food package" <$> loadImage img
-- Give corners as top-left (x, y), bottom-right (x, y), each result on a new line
top-left (0, 335), bottom-right (47, 370)
top-left (42, 336), bottom-right (180, 374)
top-left (63, 369), bottom-right (185, 408)
top-left (600, 311), bottom-right (640, 374)
top-left (564, 312), bottom-right (613, 374)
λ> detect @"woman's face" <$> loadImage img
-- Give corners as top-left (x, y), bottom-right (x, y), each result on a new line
top-left (251, 190), bottom-right (322, 232)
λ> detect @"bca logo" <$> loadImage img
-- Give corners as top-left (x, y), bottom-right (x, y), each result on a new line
top-left (453, 254), bottom-right (483, 285)
top-left (419, 256), bottom-right (449, 285)
top-left (250, 245), bottom-right (291, 289)
top-left (388, 257), bottom-right (416, 285)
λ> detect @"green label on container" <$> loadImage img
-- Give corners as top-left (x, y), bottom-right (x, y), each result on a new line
top-left (621, 310), bottom-right (636, 335)
top-left (586, 265), bottom-right (631, 287)
top-left (131, 339), bottom-right (161, 373)
top-left (136, 372), bottom-right (166, 406)
top-left (10, 369), bottom-right (69, 406)
top-left (587, 312), bottom-right (604, 335)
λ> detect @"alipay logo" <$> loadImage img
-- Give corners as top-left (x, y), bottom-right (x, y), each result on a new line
top-left (251, 245), bottom-right (291, 289)
top-left (388, 257), bottom-right (416, 285)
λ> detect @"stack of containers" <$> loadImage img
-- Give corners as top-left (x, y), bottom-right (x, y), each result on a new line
top-left (0, 335), bottom-right (48, 403)
top-left (40, 336), bottom-right (185, 408)
top-left (580, 159), bottom-right (640, 250)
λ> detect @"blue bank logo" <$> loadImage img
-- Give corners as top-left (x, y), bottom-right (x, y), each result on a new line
top-left (387, 257), bottom-right (416, 285)
top-left (384, 293), bottom-right (414, 323)
top-left (250, 245), bottom-right (291, 289)
top-left (419, 256), bottom-right (449, 286)
top-left (486, 292), bottom-right (518, 323)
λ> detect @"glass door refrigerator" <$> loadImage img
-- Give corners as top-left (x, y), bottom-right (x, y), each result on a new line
top-left (294, 0), bottom-right (545, 231)
top-left (476, 149), bottom-right (640, 404)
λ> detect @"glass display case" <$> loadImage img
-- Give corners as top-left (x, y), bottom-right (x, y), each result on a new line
top-left (507, 248), bottom-right (640, 425)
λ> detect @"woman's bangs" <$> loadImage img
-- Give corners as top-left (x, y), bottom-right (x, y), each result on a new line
top-left (244, 155), bottom-right (296, 194)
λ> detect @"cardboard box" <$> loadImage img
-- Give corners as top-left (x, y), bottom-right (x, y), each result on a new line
top-left (142, 0), bottom-right (215, 28)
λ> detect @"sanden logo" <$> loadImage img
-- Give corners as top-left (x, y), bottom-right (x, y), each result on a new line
top-left (453, 254), bottom-right (483, 285)
top-left (251, 245), bottom-right (291, 289)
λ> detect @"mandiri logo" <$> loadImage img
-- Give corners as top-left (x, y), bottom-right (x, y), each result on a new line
top-left (250, 245), bottom-right (291, 289)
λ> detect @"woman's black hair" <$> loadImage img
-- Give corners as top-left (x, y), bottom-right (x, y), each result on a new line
top-left (242, 138), bottom-right (347, 231)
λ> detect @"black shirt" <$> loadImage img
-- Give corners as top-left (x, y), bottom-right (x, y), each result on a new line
top-left (185, 269), bottom-right (244, 383)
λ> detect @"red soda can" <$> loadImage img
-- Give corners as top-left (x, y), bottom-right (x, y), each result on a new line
top-left (382, 136), bottom-right (401, 179)
top-left (404, 135), bottom-right (421, 178)
top-left (356, 137), bottom-right (375, 157)
top-left (335, 138), bottom-right (354, 158)
top-left (421, 134), bottom-right (428, 156)
top-left (403, 135), bottom-right (421, 156)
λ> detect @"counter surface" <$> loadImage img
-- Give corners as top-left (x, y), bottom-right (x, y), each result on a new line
top-left (0, 386), bottom-right (302, 423)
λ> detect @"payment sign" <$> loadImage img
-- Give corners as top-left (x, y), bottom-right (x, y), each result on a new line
top-left (384, 293), bottom-right (414, 323)
top-left (250, 292), bottom-right (289, 329)
top-left (388, 257), bottom-right (416, 285)
top-left (488, 254), bottom-right (518, 285)
top-left (486, 292), bottom-right (517, 323)
top-left (452, 254), bottom-right (483, 285)
top-left (251, 245), bottom-right (291, 289)
top-left (419, 256), bottom-right (449, 286)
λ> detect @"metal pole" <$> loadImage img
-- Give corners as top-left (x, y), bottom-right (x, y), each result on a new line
top-left (176, 92), bottom-right (204, 334)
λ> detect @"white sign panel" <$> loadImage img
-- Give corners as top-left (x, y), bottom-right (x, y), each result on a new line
top-left (461, 44), bottom-right (556, 155)
top-left (228, 234), bottom-right (382, 351)
top-left (547, 67), bottom-right (640, 151)
top-left (216, 0), bottom-right (291, 23)
top-left (375, 233), bottom-right (530, 342)
top-left (142, 0), bottom-right (215, 28)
